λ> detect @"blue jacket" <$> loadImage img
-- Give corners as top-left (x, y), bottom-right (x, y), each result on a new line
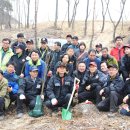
top-left (25, 59), bottom-right (46, 78)
top-left (84, 57), bottom-right (101, 70)
top-left (3, 71), bottom-right (19, 94)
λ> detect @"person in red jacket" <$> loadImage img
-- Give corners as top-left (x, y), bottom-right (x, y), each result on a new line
top-left (110, 36), bottom-right (124, 74)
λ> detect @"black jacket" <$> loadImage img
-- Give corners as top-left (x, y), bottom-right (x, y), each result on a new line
top-left (18, 76), bottom-right (42, 97)
top-left (61, 43), bottom-right (71, 54)
top-left (50, 50), bottom-right (62, 72)
top-left (46, 74), bottom-right (73, 100)
top-left (121, 54), bottom-right (130, 81)
top-left (81, 70), bottom-right (107, 93)
top-left (103, 75), bottom-right (124, 95)
top-left (8, 53), bottom-right (26, 76)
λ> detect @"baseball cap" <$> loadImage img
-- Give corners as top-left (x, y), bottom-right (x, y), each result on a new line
top-left (30, 66), bottom-right (38, 72)
top-left (89, 62), bottom-right (97, 67)
top-left (41, 38), bottom-right (48, 43)
top-left (56, 62), bottom-right (66, 69)
top-left (26, 39), bottom-right (34, 44)
top-left (15, 44), bottom-right (25, 51)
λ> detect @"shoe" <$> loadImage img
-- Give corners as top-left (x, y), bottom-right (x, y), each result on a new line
top-left (16, 113), bottom-right (23, 119)
top-left (0, 115), bottom-right (4, 121)
top-left (107, 112), bottom-right (116, 118)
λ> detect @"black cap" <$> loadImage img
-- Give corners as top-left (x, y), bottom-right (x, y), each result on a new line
top-left (56, 62), bottom-right (66, 69)
top-left (17, 33), bottom-right (24, 38)
top-left (54, 41), bottom-right (61, 47)
top-left (41, 38), bottom-right (48, 43)
top-left (72, 36), bottom-right (78, 40)
top-left (15, 44), bottom-right (25, 51)
top-left (26, 39), bottom-right (34, 44)
top-left (108, 64), bottom-right (118, 69)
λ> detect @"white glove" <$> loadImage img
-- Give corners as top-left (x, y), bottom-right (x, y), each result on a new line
top-left (41, 95), bottom-right (44, 100)
top-left (51, 98), bottom-right (58, 105)
top-left (19, 94), bottom-right (26, 100)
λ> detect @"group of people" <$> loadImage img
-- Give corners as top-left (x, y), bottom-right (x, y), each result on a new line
top-left (0, 33), bottom-right (130, 120)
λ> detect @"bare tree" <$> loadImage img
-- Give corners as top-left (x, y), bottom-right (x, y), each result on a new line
top-left (100, 0), bottom-right (110, 33)
top-left (54, 0), bottom-right (58, 28)
top-left (90, 0), bottom-right (96, 48)
top-left (70, 0), bottom-right (80, 30)
top-left (26, 0), bottom-right (30, 28)
top-left (66, 0), bottom-right (70, 27)
top-left (107, 0), bottom-right (127, 41)
top-left (34, 0), bottom-right (39, 48)
top-left (84, 0), bottom-right (90, 36)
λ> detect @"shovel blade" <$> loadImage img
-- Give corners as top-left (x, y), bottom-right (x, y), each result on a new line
top-left (62, 108), bottom-right (72, 120)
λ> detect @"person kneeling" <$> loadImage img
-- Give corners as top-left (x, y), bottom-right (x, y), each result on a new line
top-left (97, 64), bottom-right (124, 117)
top-left (16, 66), bottom-right (42, 118)
top-left (45, 62), bottom-right (73, 115)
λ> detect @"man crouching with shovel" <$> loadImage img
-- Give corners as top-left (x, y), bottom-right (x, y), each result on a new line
top-left (16, 66), bottom-right (42, 118)
top-left (45, 61), bottom-right (74, 116)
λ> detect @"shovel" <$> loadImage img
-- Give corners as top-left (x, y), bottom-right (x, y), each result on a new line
top-left (29, 65), bottom-right (47, 117)
top-left (62, 77), bottom-right (80, 120)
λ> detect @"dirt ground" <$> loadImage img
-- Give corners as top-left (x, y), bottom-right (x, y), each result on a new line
top-left (0, 103), bottom-right (130, 130)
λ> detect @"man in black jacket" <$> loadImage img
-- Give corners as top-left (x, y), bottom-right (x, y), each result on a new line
top-left (9, 44), bottom-right (26, 77)
top-left (16, 66), bottom-right (42, 118)
top-left (97, 64), bottom-right (124, 117)
top-left (121, 44), bottom-right (130, 81)
top-left (45, 62), bottom-right (73, 112)
top-left (78, 62), bottom-right (107, 104)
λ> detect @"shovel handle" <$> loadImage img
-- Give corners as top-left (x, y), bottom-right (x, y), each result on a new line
top-left (66, 78), bottom-right (80, 111)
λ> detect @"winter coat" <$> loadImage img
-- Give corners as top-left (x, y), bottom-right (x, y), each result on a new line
top-left (83, 57), bottom-right (101, 70)
top-left (25, 59), bottom-right (46, 78)
top-left (121, 54), bottom-right (130, 80)
top-left (49, 50), bottom-right (62, 73)
top-left (46, 74), bottom-right (73, 100)
top-left (0, 77), bottom-right (10, 108)
top-left (61, 43), bottom-right (72, 54)
top-left (103, 75), bottom-right (124, 95)
top-left (75, 50), bottom-right (88, 62)
top-left (110, 46), bottom-right (124, 62)
top-left (8, 53), bottom-right (26, 76)
top-left (0, 47), bottom-right (14, 71)
top-left (81, 70), bottom-right (107, 93)
top-left (101, 54), bottom-right (118, 67)
top-left (3, 71), bottom-right (19, 94)
top-left (37, 47), bottom-right (52, 63)
top-left (18, 76), bottom-right (42, 98)
top-left (123, 79), bottom-right (130, 97)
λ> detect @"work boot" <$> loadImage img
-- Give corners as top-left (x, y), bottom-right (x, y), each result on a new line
top-left (16, 113), bottom-right (23, 119)
top-left (107, 112), bottom-right (116, 118)
top-left (0, 115), bottom-right (4, 121)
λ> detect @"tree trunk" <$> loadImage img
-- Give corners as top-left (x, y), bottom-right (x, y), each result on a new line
top-left (84, 0), bottom-right (89, 36)
top-left (54, 0), bottom-right (58, 28)
top-left (27, 0), bottom-right (30, 28)
top-left (90, 0), bottom-right (96, 48)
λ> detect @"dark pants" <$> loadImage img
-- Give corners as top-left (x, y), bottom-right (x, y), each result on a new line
top-left (9, 93), bottom-right (17, 102)
top-left (0, 97), bottom-right (5, 116)
top-left (78, 85), bottom-right (102, 104)
top-left (16, 95), bottom-right (36, 114)
top-left (97, 91), bottom-right (123, 112)
top-left (45, 94), bottom-right (71, 111)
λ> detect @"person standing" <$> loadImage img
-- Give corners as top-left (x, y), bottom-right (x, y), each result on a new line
top-left (0, 38), bottom-right (14, 71)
